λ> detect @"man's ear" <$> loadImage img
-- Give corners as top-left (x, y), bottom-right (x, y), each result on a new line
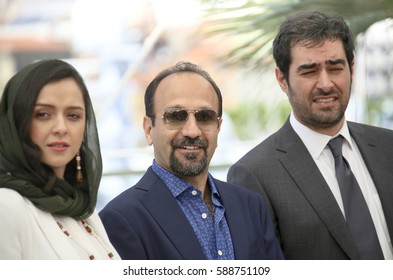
top-left (217, 118), bottom-right (223, 133)
top-left (350, 59), bottom-right (355, 81)
top-left (275, 67), bottom-right (289, 94)
top-left (143, 116), bottom-right (153, 146)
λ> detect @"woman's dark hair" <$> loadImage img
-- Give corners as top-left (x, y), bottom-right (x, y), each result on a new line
top-left (273, 10), bottom-right (355, 81)
top-left (144, 61), bottom-right (223, 125)
top-left (12, 59), bottom-right (90, 192)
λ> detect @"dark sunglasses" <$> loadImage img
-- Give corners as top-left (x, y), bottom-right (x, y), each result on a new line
top-left (156, 108), bottom-right (220, 130)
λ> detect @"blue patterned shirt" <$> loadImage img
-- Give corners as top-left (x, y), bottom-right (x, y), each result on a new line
top-left (152, 160), bottom-right (235, 260)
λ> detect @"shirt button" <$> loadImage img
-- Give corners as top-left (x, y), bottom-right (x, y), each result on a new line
top-left (191, 190), bottom-right (197, 196)
top-left (202, 213), bottom-right (207, 219)
top-left (218, 250), bottom-right (223, 256)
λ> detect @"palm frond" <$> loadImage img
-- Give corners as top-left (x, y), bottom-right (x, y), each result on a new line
top-left (200, 0), bottom-right (393, 68)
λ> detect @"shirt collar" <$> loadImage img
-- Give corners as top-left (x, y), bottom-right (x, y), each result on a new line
top-left (290, 113), bottom-right (354, 159)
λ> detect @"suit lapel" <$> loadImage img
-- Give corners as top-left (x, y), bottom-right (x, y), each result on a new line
top-left (215, 180), bottom-right (248, 259)
top-left (276, 120), bottom-right (358, 258)
top-left (139, 169), bottom-right (206, 259)
top-left (349, 123), bottom-right (393, 240)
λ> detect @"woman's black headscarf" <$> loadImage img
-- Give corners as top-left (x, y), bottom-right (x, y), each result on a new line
top-left (0, 59), bottom-right (102, 220)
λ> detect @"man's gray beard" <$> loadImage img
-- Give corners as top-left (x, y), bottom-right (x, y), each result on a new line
top-left (169, 151), bottom-right (208, 177)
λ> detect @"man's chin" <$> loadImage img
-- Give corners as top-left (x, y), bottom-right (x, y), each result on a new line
top-left (170, 156), bottom-right (207, 177)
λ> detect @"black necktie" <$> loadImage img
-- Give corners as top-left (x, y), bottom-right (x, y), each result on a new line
top-left (328, 136), bottom-right (384, 259)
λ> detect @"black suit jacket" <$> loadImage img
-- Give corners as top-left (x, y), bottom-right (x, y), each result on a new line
top-left (99, 167), bottom-right (284, 260)
top-left (227, 119), bottom-right (393, 259)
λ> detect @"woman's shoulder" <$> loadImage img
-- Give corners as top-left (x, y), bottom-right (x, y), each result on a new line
top-left (0, 188), bottom-right (32, 233)
top-left (0, 188), bottom-right (34, 218)
top-left (0, 188), bottom-right (26, 205)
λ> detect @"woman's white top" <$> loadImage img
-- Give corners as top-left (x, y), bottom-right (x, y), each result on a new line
top-left (0, 188), bottom-right (120, 260)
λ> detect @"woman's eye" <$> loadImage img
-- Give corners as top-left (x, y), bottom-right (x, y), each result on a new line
top-left (35, 111), bottom-right (50, 119)
top-left (68, 113), bottom-right (81, 120)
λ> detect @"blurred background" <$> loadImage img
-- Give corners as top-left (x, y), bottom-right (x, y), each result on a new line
top-left (1, 0), bottom-right (393, 210)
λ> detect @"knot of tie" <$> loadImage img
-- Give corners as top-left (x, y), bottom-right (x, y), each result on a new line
top-left (328, 135), bottom-right (343, 158)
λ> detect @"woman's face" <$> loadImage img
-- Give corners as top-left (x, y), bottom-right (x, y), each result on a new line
top-left (30, 78), bottom-right (86, 179)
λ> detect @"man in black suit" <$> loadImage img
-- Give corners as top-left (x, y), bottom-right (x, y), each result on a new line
top-left (228, 11), bottom-right (393, 260)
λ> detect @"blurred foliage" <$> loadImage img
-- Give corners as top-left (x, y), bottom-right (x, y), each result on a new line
top-left (200, 0), bottom-right (393, 68)
top-left (226, 99), bottom-right (291, 139)
top-left (366, 95), bottom-right (393, 126)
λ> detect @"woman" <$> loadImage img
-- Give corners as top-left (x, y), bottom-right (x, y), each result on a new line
top-left (0, 59), bottom-right (120, 259)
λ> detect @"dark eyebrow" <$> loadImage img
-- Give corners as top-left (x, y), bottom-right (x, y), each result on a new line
top-left (297, 63), bottom-right (319, 73)
top-left (326, 58), bottom-right (346, 66)
top-left (34, 103), bottom-right (85, 111)
top-left (297, 59), bottom-right (346, 73)
top-left (35, 103), bottom-right (55, 108)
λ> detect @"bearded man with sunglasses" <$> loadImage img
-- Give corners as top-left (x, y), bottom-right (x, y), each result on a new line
top-left (99, 61), bottom-right (283, 260)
